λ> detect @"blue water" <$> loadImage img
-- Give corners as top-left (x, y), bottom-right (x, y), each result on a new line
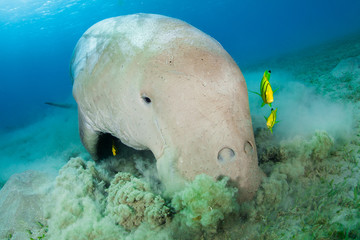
top-left (0, 0), bottom-right (360, 130)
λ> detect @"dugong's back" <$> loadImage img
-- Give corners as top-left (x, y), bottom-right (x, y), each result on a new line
top-left (71, 14), bottom-right (262, 202)
top-left (71, 14), bottom-right (225, 83)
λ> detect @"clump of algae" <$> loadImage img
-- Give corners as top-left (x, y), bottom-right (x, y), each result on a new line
top-left (106, 172), bottom-right (171, 230)
top-left (171, 174), bottom-right (239, 233)
top-left (44, 157), bottom-right (126, 239)
top-left (252, 131), bottom-right (335, 216)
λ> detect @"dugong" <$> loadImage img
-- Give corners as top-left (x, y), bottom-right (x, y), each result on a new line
top-left (71, 13), bottom-right (262, 201)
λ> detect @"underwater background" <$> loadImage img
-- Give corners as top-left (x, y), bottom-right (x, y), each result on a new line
top-left (1, 0), bottom-right (360, 239)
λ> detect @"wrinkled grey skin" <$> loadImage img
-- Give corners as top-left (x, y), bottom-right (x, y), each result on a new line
top-left (71, 13), bottom-right (262, 201)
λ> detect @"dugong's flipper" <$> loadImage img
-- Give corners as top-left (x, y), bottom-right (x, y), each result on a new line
top-left (78, 110), bottom-right (99, 160)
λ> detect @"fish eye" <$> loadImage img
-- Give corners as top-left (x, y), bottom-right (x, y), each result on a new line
top-left (141, 94), bottom-right (152, 104)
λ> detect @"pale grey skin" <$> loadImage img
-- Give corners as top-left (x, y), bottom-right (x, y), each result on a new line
top-left (71, 13), bottom-right (262, 201)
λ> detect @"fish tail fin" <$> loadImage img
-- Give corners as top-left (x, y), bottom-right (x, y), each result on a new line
top-left (264, 116), bottom-right (267, 120)
top-left (270, 128), bottom-right (273, 134)
top-left (269, 103), bottom-right (272, 108)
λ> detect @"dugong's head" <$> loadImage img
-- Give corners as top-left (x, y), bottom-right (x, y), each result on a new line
top-left (71, 14), bottom-right (262, 201)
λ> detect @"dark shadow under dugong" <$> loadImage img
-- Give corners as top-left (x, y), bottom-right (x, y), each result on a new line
top-left (70, 13), bottom-right (262, 202)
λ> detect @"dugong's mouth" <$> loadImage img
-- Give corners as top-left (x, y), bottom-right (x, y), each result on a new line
top-left (94, 133), bottom-right (155, 160)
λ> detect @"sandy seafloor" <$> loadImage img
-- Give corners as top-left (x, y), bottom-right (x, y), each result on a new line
top-left (0, 34), bottom-right (359, 240)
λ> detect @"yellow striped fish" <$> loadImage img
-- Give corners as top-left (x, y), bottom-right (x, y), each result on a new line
top-left (250, 70), bottom-right (274, 107)
top-left (260, 70), bottom-right (274, 107)
top-left (112, 140), bottom-right (117, 156)
top-left (264, 108), bottom-right (279, 133)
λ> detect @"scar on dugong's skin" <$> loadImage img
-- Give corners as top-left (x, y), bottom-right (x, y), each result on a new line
top-left (71, 13), bottom-right (263, 202)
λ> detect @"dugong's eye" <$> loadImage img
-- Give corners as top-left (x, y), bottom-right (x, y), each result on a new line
top-left (141, 94), bottom-right (152, 104)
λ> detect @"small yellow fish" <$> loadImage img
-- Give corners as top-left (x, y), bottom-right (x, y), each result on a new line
top-left (112, 141), bottom-right (117, 156)
top-left (250, 70), bottom-right (275, 108)
top-left (265, 108), bottom-right (279, 133)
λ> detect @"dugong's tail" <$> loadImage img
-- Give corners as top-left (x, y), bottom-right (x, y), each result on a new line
top-left (45, 102), bottom-right (76, 109)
